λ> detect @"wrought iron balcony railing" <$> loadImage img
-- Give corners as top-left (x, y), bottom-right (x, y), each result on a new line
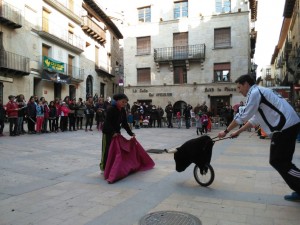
top-left (82, 16), bottom-right (106, 44)
top-left (0, 0), bottom-right (22, 28)
top-left (154, 44), bottom-right (206, 62)
top-left (36, 17), bottom-right (84, 53)
top-left (0, 49), bottom-right (30, 75)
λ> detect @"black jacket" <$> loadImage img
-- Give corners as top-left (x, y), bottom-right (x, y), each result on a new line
top-left (102, 105), bottom-right (134, 136)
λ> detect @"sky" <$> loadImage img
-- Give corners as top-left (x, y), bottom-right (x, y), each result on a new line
top-left (254, 0), bottom-right (286, 75)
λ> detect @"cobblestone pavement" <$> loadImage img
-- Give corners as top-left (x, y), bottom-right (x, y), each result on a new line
top-left (0, 124), bottom-right (300, 225)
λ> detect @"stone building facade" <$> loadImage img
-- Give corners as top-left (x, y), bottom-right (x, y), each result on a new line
top-left (270, 0), bottom-right (300, 107)
top-left (0, 0), bottom-right (123, 103)
top-left (119, 0), bottom-right (257, 115)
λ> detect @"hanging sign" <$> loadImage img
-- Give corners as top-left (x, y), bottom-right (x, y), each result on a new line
top-left (43, 56), bottom-right (65, 73)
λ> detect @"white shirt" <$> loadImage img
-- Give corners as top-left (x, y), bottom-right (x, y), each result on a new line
top-left (234, 85), bottom-right (300, 135)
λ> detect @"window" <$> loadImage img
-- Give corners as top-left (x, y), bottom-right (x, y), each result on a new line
top-left (42, 44), bottom-right (51, 57)
top-left (266, 68), bottom-right (271, 76)
top-left (100, 82), bottom-right (105, 98)
top-left (173, 32), bottom-right (188, 59)
top-left (174, 66), bottom-right (187, 84)
top-left (138, 6), bottom-right (151, 22)
top-left (137, 68), bottom-right (151, 84)
top-left (174, 1), bottom-right (188, 19)
top-left (68, 23), bottom-right (74, 44)
top-left (216, 0), bottom-right (231, 13)
top-left (214, 63), bottom-right (230, 82)
top-left (137, 36), bottom-right (151, 55)
top-left (214, 27), bottom-right (231, 48)
top-left (42, 8), bottom-right (51, 32)
top-left (68, 54), bottom-right (74, 76)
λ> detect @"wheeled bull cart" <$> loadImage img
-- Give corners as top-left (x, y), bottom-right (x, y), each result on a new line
top-left (173, 135), bottom-right (231, 187)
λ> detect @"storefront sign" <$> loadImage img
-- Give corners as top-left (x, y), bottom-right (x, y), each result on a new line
top-left (205, 87), bottom-right (236, 92)
top-left (149, 93), bottom-right (172, 97)
top-left (42, 70), bottom-right (71, 84)
top-left (133, 88), bottom-right (148, 93)
top-left (43, 56), bottom-right (65, 73)
top-left (132, 88), bottom-right (172, 97)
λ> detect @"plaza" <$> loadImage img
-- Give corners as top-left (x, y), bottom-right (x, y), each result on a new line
top-left (0, 126), bottom-right (300, 225)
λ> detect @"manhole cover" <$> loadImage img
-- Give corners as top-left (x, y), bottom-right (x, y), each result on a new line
top-left (146, 149), bottom-right (166, 154)
top-left (139, 211), bottom-right (202, 225)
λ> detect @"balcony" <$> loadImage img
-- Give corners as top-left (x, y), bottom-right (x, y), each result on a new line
top-left (0, 0), bottom-right (22, 29)
top-left (43, 0), bottom-right (83, 25)
top-left (154, 44), bottom-right (206, 62)
top-left (95, 60), bottom-right (114, 78)
top-left (0, 50), bottom-right (30, 75)
top-left (276, 57), bottom-right (284, 69)
top-left (35, 17), bottom-right (84, 54)
top-left (41, 56), bottom-right (84, 82)
top-left (82, 16), bottom-right (106, 44)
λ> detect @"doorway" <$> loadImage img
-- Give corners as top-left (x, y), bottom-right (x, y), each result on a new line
top-left (69, 85), bottom-right (76, 100)
top-left (54, 83), bottom-right (62, 99)
top-left (210, 96), bottom-right (230, 116)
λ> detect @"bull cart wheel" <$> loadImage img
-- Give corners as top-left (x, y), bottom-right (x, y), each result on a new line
top-left (193, 164), bottom-right (215, 187)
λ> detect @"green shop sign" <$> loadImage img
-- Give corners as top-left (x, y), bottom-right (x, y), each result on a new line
top-left (43, 56), bottom-right (65, 73)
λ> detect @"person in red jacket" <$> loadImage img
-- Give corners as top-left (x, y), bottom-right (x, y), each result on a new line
top-left (6, 95), bottom-right (19, 136)
top-left (60, 102), bottom-right (70, 132)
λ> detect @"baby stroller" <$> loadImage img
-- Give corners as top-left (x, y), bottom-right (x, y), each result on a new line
top-left (173, 135), bottom-right (230, 187)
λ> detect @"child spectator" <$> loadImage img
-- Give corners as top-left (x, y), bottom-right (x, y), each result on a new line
top-left (127, 112), bottom-right (133, 129)
top-left (201, 112), bottom-right (208, 134)
top-left (60, 102), bottom-right (69, 132)
top-left (36, 100), bottom-right (44, 134)
top-left (176, 111), bottom-right (181, 128)
top-left (195, 113), bottom-right (202, 135)
top-left (48, 101), bottom-right (57, 132)
top-left (133, 110), bottom-right (140, 129)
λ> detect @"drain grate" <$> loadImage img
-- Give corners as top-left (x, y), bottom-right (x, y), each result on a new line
top-left (146, 149), bottom-right (166, 154)
top-left (139, 211), bottom-right (202, 225)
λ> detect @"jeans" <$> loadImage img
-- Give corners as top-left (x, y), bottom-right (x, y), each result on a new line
top-left (17, 117), bottom-right (24, 133)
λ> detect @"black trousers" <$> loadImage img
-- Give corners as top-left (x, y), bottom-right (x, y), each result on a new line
top-left (9, 117), bottom-right (18, 135)
top-left (85, 114), bottom-right (94, 129)
top-left (270, 123), bottom-right (300, 193)
top-left (27, 116), bottom-right (36, 132)
top-left (0, 119), bottom-right (4, 134)
top-left (100, 133), bottom-right (113, 171)
top-left (167, 116), bottom-right (173, 128)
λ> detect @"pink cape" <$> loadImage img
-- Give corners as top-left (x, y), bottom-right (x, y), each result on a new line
top-left (104, 135), bottom-right (155, 183)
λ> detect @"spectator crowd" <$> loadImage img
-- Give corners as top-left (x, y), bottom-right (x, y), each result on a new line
top-left (0, 93), bottom-right (244, 137)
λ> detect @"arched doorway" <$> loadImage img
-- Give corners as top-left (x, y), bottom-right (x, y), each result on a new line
top-left (173, 100), bottom-right (187, 116)
top-left (86, 75), bottom-right (93, 100)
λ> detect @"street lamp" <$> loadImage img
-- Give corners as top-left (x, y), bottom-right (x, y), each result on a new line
top-left (251, 63), bottom-right (258, 80)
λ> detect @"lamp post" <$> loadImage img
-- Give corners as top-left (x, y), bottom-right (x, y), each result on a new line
top-left (251, 63), bottom-right (258, 81)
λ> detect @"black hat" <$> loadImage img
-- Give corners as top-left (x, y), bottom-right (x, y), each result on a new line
top-left (113, 93), bottom-right (129, 101)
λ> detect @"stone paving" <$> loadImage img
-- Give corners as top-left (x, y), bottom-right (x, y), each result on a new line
top-left (0, 124), bottom-right (300, 225)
